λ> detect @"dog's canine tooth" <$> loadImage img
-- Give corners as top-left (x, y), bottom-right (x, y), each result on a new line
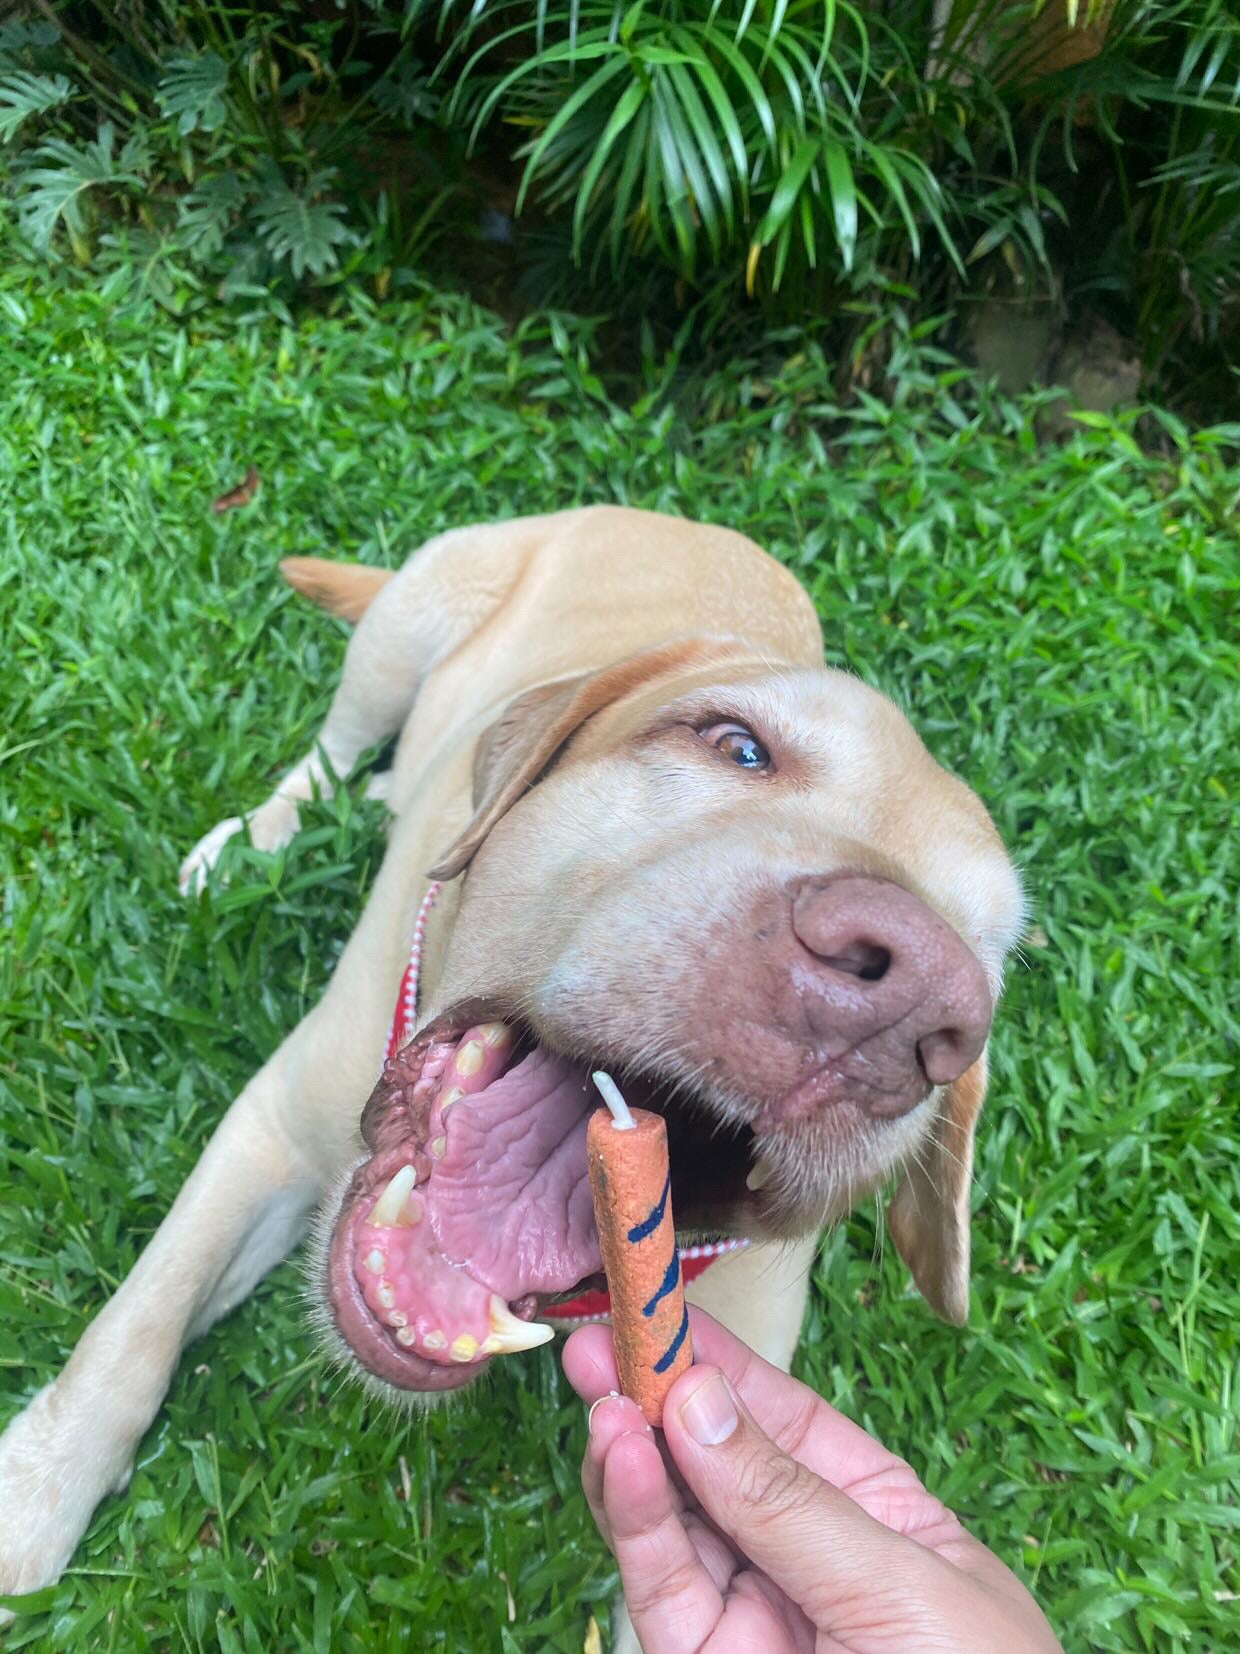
top-left (746, 1156), bottom-right (776, 1192)
top-left (371, 1164), bottom-right (417, 1226)
top-left (483, 1293), bottom-right (554, 1354)
top-left (454, 1040), bottom-right (485, 1076)
top-left (480, 1021), bottom-right (511, 1048)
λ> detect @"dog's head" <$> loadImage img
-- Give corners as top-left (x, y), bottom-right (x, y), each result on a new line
top-left (321, 640), bottom-right (1024, 1394)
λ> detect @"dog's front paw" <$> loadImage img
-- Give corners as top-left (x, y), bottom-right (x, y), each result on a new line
top-left (178, 799), bottom-right (303, 897)
top-left (0, 1384), bottom-right (133, 1622)
top-left (178, 814), bottom-right (248, 896)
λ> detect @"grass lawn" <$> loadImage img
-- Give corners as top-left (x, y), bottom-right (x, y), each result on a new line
top-left (0, 272), bottom-right (1235, 1653)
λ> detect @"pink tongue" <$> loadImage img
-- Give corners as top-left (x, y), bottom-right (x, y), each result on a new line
top-left (352, 1033), bottom-right (600, 1365)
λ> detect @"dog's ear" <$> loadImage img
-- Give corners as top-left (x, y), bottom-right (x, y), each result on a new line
top-left (886, 1054), bottom-right (987, 1325)
top-left (428, 639), bottom-right (745, 881)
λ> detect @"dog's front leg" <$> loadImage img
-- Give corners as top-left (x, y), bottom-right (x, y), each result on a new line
top-left (0, 1049), bottom-right (326, 1613)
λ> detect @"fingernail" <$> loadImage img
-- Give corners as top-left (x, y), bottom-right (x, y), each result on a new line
top-left (587, 1390), bottom-right (621, 1434)
top-left (679, 1371), bottom-right (738, 1446)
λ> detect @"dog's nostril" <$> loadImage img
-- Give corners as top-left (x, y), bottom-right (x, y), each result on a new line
top-left (917, 1028), bottom-right (970, 1087)
top-left (819, 940), bottom-right (891, 982)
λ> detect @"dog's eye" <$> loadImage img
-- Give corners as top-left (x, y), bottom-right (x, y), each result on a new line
top-left (698, 723), bottom-right (772, 771)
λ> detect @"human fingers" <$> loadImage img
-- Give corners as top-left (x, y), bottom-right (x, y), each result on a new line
top-left (564, 1315), bottom-right (933, 1549)
top-left (659, 1364), bottom-right (912, 1629)
top-left (661, 1366), bottom-right (1062, 1651)
top-left (597, 1426), bottom-right (726, 1652)
top-left (565, 1314), bottom-right (910, 1515)
top-left (570, 1319), bottom-right (1058, 1647)
top-left (582, 1392), bottom-right (652, 1544)
top-left (562, 1323), bottom-right (620, 1406)
top-left (683, 1312), bottom-right (930, 1511)
top-left (678, 1315), bottom-right (1058, 1621)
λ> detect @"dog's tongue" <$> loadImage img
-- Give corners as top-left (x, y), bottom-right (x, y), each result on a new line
top-left (346, 1039), bottom-right (601, 1367)
top-left (428, 1045), bottom-right (600, 1286)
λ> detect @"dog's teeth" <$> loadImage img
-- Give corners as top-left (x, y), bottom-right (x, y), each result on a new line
top-left (371, 1164), bottom-right (417, 1226)
top-left (480, 1021), bottom-right (511, 1048)
top-left (450, 1334), bottom-right (479, 1363)
top-left (376, 1281), bottom-right (396, 1309)
top-left (455, 1040), bottom-right (485, 1077)
top-left (430, 1135), bottom-right (446, 1159)
top-left (439, 1087), bottom-right (464, 1113)
top-left (396, 1326), bottom-right (417, 1347)
top-left (387, 1310), bottom-right (407, 1328)
top-left (424, 1330), bottom-right (446, 1350)
top-left (746, 1157), bottom-right (776, 1192)
top-left (483, 1293), bottom-right (555, 1354)
top-left (364, 1249), bottom-right (386, 1274)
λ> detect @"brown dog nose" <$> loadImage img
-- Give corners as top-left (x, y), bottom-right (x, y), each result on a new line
top-left (791, 876), bottom-right (991, 1114)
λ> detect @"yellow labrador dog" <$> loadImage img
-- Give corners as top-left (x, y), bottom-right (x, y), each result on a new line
top-left (0, 507), bottom-right (1023, 1629)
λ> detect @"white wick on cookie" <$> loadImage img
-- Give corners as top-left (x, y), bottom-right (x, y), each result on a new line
top-left (592, 1071), bottom-right (636, 1130)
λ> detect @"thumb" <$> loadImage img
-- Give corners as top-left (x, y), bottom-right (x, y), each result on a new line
top-left (661, 1366), bottom-right (926, 1627)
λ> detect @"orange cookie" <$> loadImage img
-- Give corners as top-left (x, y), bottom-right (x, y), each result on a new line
top-left (587, 1074), bottom-right (692, 1426)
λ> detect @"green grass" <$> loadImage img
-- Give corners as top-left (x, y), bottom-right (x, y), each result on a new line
top-left (0, 271), bottom-right (1235, 1653)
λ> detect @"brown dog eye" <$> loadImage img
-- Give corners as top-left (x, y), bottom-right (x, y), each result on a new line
top-left (698, 723), bottom-right (772, 771)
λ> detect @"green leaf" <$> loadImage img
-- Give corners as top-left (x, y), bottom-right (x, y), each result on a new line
top-left (609, 100), bottom-right (651, 265)
top-left (176, 171), bottom-right (250, 260)
top-left (681, 47), bottom-right (749, 200)
top-left (666, 60), bottom-right (736, 231)
top-left (861, 137), bottom-right (922, 260)
top-left (515, 54), bottom-right (628, 215)
top-left (658, 64), bottom-right (728, 254)
top-left (572, 76), bottom-right (648, 253)
top-left (0, 70), bottom-right (72, 144)
top-left (754, 135), bottom-right (819, 248)
top-left (17, 123), bottom-right (143, 252)
top-left (822, 138), bottom-right (857, 269)
top-left (155, 51), bottom-right (230, 137)
top-left (649, 75), bottom-right (697, 271)
top-left (684, 23), bottom-right (777, 153)
top-left (253, 168), bottom-right (353, 280)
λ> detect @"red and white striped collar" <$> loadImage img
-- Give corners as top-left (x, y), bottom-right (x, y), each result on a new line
top-left (384, 880), bottom-right (442, 1062)
top-left (383, 881), bottom-right (748, 1320)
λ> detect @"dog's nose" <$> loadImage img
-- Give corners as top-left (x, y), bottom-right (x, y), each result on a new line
top-left (790, 876), bottom-right (991, 1113)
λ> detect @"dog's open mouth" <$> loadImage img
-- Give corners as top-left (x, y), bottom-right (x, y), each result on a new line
top-left (325, 1010), bottom-right (757, 1392)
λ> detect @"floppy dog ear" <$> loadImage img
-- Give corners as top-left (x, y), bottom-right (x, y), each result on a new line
top-left (428, 639), bottom-right (743, 882)
top-left (886, 1054), bottom-right (987, 1325)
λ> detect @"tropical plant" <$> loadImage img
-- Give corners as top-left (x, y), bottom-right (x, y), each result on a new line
top-left (426, 0), bottom-right (1237, 395)
top-left (0, 5), bottom-right (446, 297)
top-left (0, 0), bottom-right (1233, 406)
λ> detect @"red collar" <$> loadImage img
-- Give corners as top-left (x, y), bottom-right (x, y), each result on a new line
top-left (384, 881), bottom-right (442, 1062)
top-left (384, 882), bottom-right (748, 1320)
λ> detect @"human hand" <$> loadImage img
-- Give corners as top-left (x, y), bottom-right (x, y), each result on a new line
top-left (563, 1308), bottom-right (1061, 1653)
